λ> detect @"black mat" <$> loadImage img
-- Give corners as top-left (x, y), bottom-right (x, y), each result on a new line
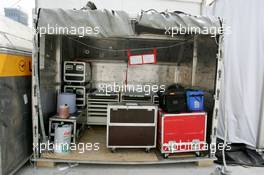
top-left (215, 140), bottom-right (264, 167)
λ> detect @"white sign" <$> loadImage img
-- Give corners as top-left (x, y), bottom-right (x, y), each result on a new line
top-left (143, 54), bottom-right (156, 64)
top-left (129, 55), bottom-right (143, 65)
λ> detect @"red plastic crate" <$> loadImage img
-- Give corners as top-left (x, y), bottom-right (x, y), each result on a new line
top-left (158, 110), bottom-right (207, 155)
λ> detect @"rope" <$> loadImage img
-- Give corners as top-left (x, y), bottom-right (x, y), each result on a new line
top-left (65, 35), bottom-right (194, 52)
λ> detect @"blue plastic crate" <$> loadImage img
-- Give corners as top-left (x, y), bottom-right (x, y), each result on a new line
top-left (186, 90), bottom-right (205, 111)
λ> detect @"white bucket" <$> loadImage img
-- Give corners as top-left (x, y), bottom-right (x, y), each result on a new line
top-left (54, 124), bottom-right (72, 154)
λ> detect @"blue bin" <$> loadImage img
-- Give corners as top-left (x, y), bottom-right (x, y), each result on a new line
top-left (186, 90), bottom-right (205, 111)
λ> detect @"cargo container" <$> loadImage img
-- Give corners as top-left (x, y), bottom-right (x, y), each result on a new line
top-left (0, 16), bottom-right (32, 175)
top-left (31, 8), bottom-right (223, 166)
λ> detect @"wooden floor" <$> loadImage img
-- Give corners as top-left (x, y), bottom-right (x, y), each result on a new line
top-left (42, 126), bottom-right (159, 162)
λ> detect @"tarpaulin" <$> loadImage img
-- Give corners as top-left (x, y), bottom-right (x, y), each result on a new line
top-left (37, 8), bottom-right (135, 37)
top-left (137, 10), bottom-right (221, 34)
top-left (37, 8), bottom-right (221, 37)
top-left (205, 0), bottom-right (264, 148)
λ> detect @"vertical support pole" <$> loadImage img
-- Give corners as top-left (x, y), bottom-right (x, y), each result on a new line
top-left (174, 66), bottom-right (179, 84)
top-left (210, 35), bottom-right (224, 157)
top-left (192, 35), bottom-right (198, 86)
top-left (39, 36), bottom-right (45, 70)
top-left (32, 32), bottom-right (39, 159)
top-left (55, 36), bottom-right (62, 92)
top-left (35, 0), bottom-right (38, 14)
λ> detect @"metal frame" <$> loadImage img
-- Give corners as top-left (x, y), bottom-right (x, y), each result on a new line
top-left (191, 35), bottom-right (198, 86)
top-left (32, 32), bottom-right (40, 159)
top-left (106, 104), bottom-right (158, 150)
top-left (31, 7), bottom-right (224, 160)
top-left (55, 36), bottom-right (62, 91)
top-left (48, 116), bottom-right (77, 143)
top-left (159, 112), bottom-right (208, 154)
top-left (210, 35), bottom-right (223, 158)
top-left (31, 156), bottom-right (216, 165)
top-left (32, 35), bottom-right (223, 162)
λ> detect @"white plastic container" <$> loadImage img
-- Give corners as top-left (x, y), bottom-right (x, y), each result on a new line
top-left (57, 93), bottom-right (76, 114)
top-left (54, 124), bottom-right (72, 154)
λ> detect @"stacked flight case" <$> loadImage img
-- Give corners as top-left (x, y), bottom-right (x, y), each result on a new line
top-left (63, 61), bottom-right (91, 113)
top-left (64, 86), bottom-right (86, 109)
top-left (64, 61), bottom-right (91, 83)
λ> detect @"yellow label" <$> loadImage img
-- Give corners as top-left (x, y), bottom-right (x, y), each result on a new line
top-left (0, 53), bottom-right (32, 77)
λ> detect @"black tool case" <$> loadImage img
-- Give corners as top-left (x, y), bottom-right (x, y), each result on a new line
top-left (159, 84), bottom-right (187, 113)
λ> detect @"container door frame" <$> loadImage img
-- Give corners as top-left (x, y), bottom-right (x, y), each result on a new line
top-left (32, 16), bottom-right (224, 159)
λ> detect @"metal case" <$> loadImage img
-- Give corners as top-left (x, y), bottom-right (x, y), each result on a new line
top-left (64, 85), bottom-right (86, 108)
top-left (158, 111), bottom-right (207, 157)
top-left (63, 61), bottom-right (91, 83)
top-left (121, 92), bottom-right (152, 103)
top-left (87, 90), bottom-right (119, 125)
top-left (107, 103), bottom-right (157, 151)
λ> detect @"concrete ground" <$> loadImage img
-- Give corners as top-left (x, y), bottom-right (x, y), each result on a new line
top-left (17, 163), bottom-right (263, 175)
